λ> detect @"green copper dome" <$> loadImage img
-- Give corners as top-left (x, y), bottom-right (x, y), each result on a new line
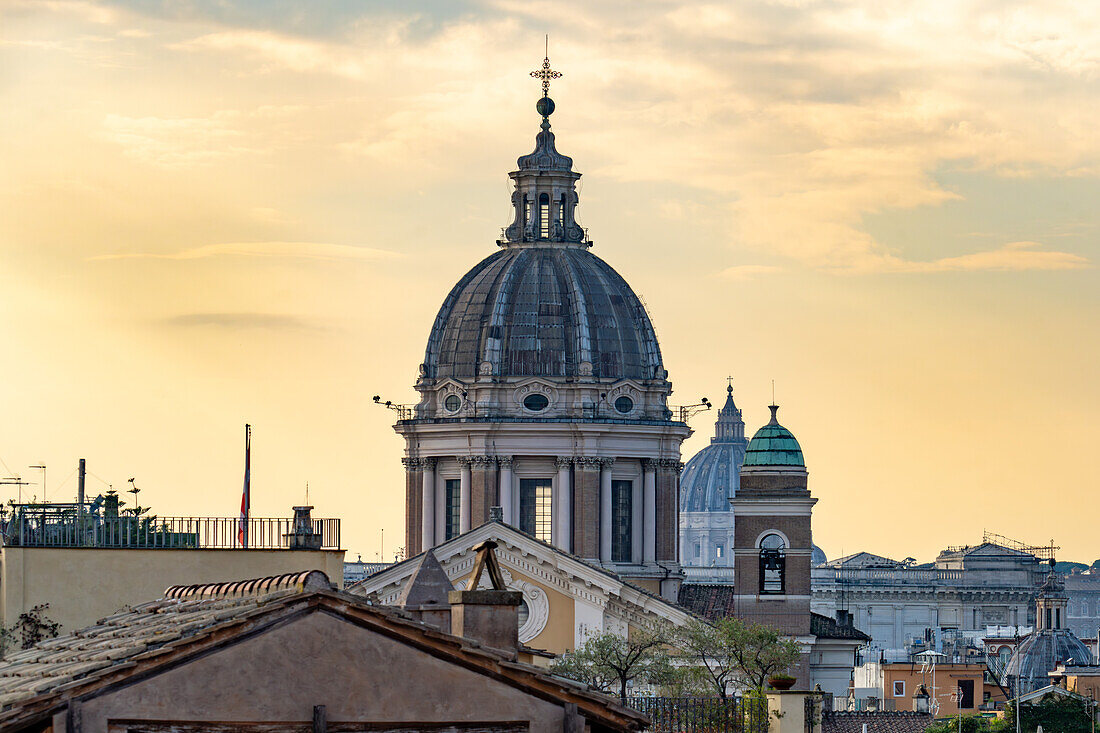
top-left (742, 405), bottom-right (805, 467)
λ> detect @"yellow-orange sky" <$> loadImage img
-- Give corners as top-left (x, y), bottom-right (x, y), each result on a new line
top-left (1, 0), bottom-right (1097, 563)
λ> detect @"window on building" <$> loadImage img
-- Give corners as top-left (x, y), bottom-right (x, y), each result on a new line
top-left (519, 478), bottom-right (552, 542)
top-left (694, 543), bottom-right (701, 559)
top-left (759, 533), bottom-right (786, 594)
top-left (611, 479), bottom-right (632, 563)
top-left (716, 544), bottom-right (724, 559)
top-left (539, 193), bottom-right (550, 239)
top-left (893, 681), bottom-right (905, 697)
top-left (444, 479), bottom-right (461, 540)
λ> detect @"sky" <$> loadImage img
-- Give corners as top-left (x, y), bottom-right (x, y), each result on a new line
top-left (0, 0), bottom-right (1097, 564)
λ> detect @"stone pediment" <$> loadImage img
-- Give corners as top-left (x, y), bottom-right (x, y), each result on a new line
top-left (825, 552), bottom-right (903, 569)
top-left (350, 522), bottom-right (694, 652)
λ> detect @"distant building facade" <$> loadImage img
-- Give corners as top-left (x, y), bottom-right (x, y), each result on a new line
top-left (0, 499), bottom-right (343, 632)
top-left (812, 543), bottom-right (1047, 657)
top-left (1065, 571), bottom-right (1100, 639)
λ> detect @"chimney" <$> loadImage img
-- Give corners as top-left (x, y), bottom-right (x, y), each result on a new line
top-left (449, 540), bottom-right (522, 658)
top-left (285, 506), bottom-right (322, 549)
top-left (396, 550), bottom-right (454, 633)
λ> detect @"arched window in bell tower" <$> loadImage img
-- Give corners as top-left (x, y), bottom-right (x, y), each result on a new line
top-left (539, 193), bottom-right (550, 239)
top-left (759, 533), bottom-right (786, 594)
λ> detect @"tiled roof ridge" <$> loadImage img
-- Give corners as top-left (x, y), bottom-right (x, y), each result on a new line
top-left (163, 569), bottom-right (333, 599)
top-left (0, 588), bottom-right (648, 732)
top-left (826, 711), bottom-right (932, 717)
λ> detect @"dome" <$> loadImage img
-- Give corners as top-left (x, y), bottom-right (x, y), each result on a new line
top-left (743, 405), bottom-right (805, 467)
top-left (680, 384), bottom-right (747, 512)
top-left (680, 443), bottom-right (742, 512)
top-left (1003, 630), bottom-right (1092, 693)
top-left (812, 545), bottom-right (828, 566)
top-left (424, 247), bottom-right (662, 380)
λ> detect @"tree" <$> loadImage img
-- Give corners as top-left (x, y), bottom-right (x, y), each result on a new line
top-left (0, 603), bottom-right (61, 657)
top-left (1005, 694), bottom-right (1095, 733)
top-left (674, 616), bottom-right (803, 697)
top-left (551, 626), bottom-right (678, 703)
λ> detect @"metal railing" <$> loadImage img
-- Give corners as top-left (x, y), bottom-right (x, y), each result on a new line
top-left (626, 696), bottom-right (769, 733)
top-left (1, 515), bottom-right (340, 550)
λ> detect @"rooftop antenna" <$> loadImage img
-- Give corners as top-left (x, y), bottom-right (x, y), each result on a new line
top-left (305, 480), bottom-right (310, 505)
top-left (127, 477), bottom-right (141, 514)
top-left (29, 464), bottom-right (45, 503)
top-left (0, 476), bottom-right (33, 504)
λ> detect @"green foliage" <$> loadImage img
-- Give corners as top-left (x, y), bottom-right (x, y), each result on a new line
top-left (925, 714), bottom-right (1001, 733)
top-left (673, 616), bottom-right (803, 697)
top-left (0, 603), bottom-right (61, 658)
top-left (551, 625), bottom-right (678, 703)
top-left (1003, 694), bottom-right (1095, 733)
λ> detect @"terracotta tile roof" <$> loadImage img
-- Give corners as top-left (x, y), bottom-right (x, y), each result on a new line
top-left (810, 613), bottom-right (872, 641)
top-left (677, 584), bottom-right (871, 641)
top-left (0, 577), bottom-right (648, 732)
top-left (822, 711), bottom-right (933, 733)
top-left (677, 583), bottom-right (737, 621)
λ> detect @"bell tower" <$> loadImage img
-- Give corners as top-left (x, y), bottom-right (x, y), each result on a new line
top-left (731, 405), bottom-right (816, 637)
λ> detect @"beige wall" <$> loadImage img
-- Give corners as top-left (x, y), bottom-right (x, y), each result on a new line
top-left (453, 568), bottom-right (576, 654)
top-left (1, 547), bottom-right (344, 633)
top-left (64, 610), bottom-right (569, 733)
top-left (881, 664), bottom-right (984, 714)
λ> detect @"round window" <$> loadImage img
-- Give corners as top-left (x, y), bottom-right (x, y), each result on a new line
top-left (614, 396), bottom-right (634, 414)
top-left (523, 393), bottom-right (549, 412)
top-left (443, 394), bottom-right (462, 412)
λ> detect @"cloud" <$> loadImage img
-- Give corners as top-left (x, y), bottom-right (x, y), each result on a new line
top-left (158, 313), bottom-right (325, 331)
top-left (90, 242), bottom-right (400, 262)
top-left (717, 265), bottom-right (783, 280)
top-left (877, 241), bottom-right (1090, 274)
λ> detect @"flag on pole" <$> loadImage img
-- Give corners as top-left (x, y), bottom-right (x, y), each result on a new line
top-left (238, 424), bottom-right (251, 547)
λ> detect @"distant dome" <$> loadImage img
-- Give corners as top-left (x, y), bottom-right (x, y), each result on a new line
top-left (1003, 631), bottom-right (1092, 693)
top-left (680, 384), bottom-right (747, 512)
top-left (812, 545), bottom-right (828, 566)
top-left (424, 247), bottom-right (662, 380)
top-left (743, 405), bottom-right (805, 467)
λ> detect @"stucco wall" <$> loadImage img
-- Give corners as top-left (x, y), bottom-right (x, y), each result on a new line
top-left (1, 547), bottom-right (344, 632)
top-left (454, 567), bottom-right (576, 654)
top-left (67, 610), bottom-right (568, 733)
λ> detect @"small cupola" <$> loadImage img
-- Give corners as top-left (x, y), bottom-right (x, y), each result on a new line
top-left (742, 405), bottom-right (806, 468)
top-left (712, 381), bottom-right (747, 443)
top-left (502, 54), bottom-right (587, 246)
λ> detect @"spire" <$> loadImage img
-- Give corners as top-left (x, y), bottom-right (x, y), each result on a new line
top-left (501, 51), bottom-right (587, 247)
top-left (712, 378), bottom-right (746, 443)
top-left (767, 404), bottom-right (780, 426)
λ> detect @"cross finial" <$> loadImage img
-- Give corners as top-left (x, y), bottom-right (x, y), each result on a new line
top-left (530, 40), bottom-right (561, 98)
top-left (726, 375), bottom-right (734, 392)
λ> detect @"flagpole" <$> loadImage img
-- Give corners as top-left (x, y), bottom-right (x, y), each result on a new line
top-left (239, 424), bottom-right (251, 548)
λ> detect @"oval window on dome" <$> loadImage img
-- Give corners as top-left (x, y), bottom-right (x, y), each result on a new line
top-left (444, 394), bottom-right (462, 412)
top-left (523, 393), bottom-right (549, 412)
top-left (614, 396), bottom-right (634, 414)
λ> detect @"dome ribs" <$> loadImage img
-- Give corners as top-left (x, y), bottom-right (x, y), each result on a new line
top-left (423, 247), bottom-right (664, 382)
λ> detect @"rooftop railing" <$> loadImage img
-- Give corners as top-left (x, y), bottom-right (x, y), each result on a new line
top-left (1, 514), bottom-right (340, 550)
